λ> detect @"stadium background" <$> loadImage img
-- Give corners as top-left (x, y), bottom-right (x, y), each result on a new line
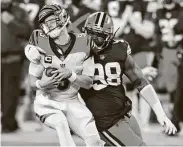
top-left (1, 0), bottom-right (183, 146)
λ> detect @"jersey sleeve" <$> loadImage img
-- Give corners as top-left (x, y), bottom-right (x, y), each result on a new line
top-left (117, 40), bottom-right (131, 55)
top-left (82, 56), bottom-right (95, 77)
top-left (28, 29), bottom-right (44, 45)
top-left (29, 62), bottom-right (44, 77)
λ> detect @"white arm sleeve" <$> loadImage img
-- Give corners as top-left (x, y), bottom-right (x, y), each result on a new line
top-left (29, 62), bottom-right (44, 78)
top-left (140, 84), bottom-right (166, 117)
top-left (82, 56), bottom-right (95, 77)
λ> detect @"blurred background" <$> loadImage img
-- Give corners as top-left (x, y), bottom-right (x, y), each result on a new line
top-left (1, 0), bottom-right (183, 146)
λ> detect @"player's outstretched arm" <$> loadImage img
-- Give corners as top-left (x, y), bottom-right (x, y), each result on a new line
top-left (124, 55), bottom-right (177, 135)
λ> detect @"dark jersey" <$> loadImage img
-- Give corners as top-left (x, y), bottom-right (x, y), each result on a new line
top-left (155, 3), bottom-right (183, 49)
top-left (80, 40), bottom-right (132, 131)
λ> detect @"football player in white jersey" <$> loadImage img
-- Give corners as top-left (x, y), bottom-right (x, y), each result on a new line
top-left (24, 4), bottom-right (104, 147)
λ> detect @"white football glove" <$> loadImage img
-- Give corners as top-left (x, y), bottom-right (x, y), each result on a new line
top-left (157, 115), bottom-right (177, 135)
top-left (25, 44), bottom-right (45, 64)
top-left (141, 66), bottom-right (158, 81)
top-left (152, 102), bottom-right (177, 135)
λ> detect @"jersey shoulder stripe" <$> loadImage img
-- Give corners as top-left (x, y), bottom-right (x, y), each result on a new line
top-left (29, 29), bottom-right (48, 46)
top-left (113, 39), bottom-right (131, 55)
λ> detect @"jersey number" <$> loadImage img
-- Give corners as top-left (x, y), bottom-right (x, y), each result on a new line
top-left (159, 19), bottom-right (177, 42)
top-left (93, 62), bottom-right (121, 90)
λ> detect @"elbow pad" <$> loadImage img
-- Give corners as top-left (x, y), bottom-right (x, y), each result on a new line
top-left (25, 44), bottom-right (45, 64)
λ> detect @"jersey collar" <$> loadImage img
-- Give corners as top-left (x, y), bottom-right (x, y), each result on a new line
top-left (49, 33), bottom-right (76, 60)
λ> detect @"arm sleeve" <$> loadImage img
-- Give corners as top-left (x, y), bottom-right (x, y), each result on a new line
top-left (82, 56), bottom-right (95, 77)
top-left (29, 62), bottom-right (44, 78)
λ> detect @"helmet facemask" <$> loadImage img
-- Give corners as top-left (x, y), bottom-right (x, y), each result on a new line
top-left (86, 27), bottom-right (113, 53)
top-left (40, 16), bottom-right (60, 35)
top-left (39, 5), bottom-right (70, 36)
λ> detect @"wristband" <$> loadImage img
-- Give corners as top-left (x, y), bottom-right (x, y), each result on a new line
top-left (36, 80), bottom-right (43, 89)
top-left (68, 71), bottom-right (77, 82)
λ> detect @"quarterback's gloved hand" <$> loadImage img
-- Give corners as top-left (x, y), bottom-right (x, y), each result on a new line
top-left (52, 67), bottom-right (72, 82)
top-left (25, 44), bottom-right (45, 64)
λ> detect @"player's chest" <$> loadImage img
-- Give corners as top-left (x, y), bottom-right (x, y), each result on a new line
top-left (93, 55), bottom-right (125, 77)
top-left (41, 53), bottom-right (86, 71)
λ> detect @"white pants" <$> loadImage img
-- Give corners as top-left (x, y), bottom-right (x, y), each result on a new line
top-left (34, 94), bottom-right (100, 141)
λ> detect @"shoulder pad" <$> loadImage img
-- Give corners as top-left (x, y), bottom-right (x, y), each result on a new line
top-left (29, 29), bottom-right (48, 46)
top-left (113, 40), bottom-right (131, 55)
top-left (73, 33), bottom-right (90, 57)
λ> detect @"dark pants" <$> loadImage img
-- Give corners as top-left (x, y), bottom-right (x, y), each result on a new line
top-left (172, 63), bottom-right (183, 122)
top-left (100, 115), bottom-right (146, 146)
top-left (1, 54), bottom-right (23, 131)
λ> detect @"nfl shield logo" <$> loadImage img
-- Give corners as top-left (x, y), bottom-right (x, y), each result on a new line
top-left (100, 54), bottom-right (106, 60)
top-left (60, 55), bottom-right (65, 61)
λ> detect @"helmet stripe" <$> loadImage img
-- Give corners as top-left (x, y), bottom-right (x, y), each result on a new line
top-left (101, 13), bottom-right (107, 27)
top-left (97, 12), bottom-right (104, 27)
top-left (95, 12), bottom-right (101, 25)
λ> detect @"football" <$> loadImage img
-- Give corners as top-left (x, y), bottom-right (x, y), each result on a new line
top-left (45, 67), bottom-right (58, 77)
top-left (57, 78), bottom-right (70, 90)
top-left (45, 67), bottom-right (70, 90)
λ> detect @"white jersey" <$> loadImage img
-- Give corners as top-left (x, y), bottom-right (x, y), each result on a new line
top-left (28, 29), bottom-right (94, 101)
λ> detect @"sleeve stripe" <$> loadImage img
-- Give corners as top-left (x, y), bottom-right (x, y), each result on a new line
top-left (35, 30), bottom-right (39, 45)
top-left (127, 45), bottom-right (131, 55)
top-left (29, 32), bottom-right (35, 45)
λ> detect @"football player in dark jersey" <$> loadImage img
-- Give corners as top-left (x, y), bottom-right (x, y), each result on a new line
top-left (80, 12), bottom-right (177, 146)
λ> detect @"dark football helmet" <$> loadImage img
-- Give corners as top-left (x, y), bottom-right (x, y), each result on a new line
top-left (83, 12), bottom-right (114, 53)
top-left (38, 4), bottom-right (70, 35)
